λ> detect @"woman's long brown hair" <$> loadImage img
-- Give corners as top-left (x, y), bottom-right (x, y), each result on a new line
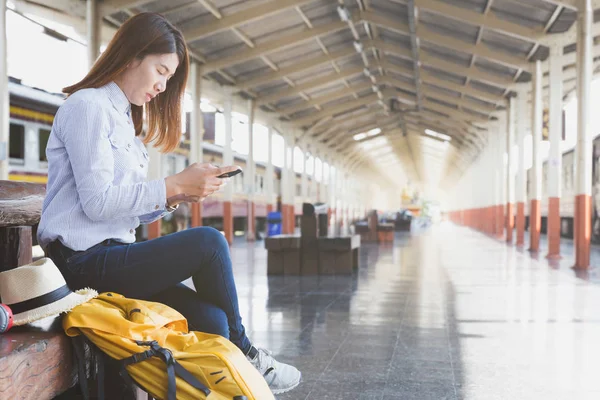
top-left (64, 13), bottom-right (189, 153)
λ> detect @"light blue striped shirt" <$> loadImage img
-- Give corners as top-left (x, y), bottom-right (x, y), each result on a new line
top-left (38, 82), bottom-right (168, 251)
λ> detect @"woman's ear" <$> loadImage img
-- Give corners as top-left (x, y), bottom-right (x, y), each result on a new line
top-left (127, 57), bottom-right (143, 70)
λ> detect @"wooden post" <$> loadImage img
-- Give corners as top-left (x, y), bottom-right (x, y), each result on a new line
top-left (0, 181), bottom-right (45, 271)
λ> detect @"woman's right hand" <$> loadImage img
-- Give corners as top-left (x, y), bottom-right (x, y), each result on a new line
top-left (165, 163), bottom-right (239, 204)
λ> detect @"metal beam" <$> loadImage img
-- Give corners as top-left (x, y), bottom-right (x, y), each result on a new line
top-left (12, 0), bottom-right (116, 43)
top-left (417, 26), bottom-right (532, 72)
top-left (420, 53), bottom-right (514, 89)
top-left (406, 0), bottom-right (423, 111)
top-left (183, 0), bottom-right (316, 42)
top-left (362, 11), bottom-right (532, 72)
top-left (291, 94), bottom-right (379, 127)
top-left (419, 69), bottom-right (503, 104)
top-left (277, 81), bottom-right (374, 116)
top-left (414, 0), bottom-right (544, 43)
top-left (256, 66), bottom-right (364, 106)
top-left (202, 19), bottom-right (352, 73)
top-left (381, 60), bottom-right (501, 105)
top-left (100, 0), bottom-right (153, 16)
top-left (383, 75), bottom-right (496, 115)
top-left (236, 47), bottom-right (356, 90)
top-left (312, 108), bottom-right (382, 138)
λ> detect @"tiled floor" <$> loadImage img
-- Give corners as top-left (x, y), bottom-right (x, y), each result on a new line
top-left (227, 222), bottom-right (600, 400)
top-left (512, 230), bottom-right (600, 283)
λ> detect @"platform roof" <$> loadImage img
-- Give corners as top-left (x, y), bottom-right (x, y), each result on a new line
top-left (15, 0), bottom-right (597, 190)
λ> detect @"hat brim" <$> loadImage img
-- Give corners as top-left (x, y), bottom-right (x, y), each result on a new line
top-left (12, 288), bottom-right (98, 326)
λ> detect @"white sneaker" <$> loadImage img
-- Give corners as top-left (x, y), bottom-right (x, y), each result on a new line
top-left (246, 346), bottom-right (301, 394)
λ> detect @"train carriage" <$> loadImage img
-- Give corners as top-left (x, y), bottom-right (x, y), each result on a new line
top-left (525, 136), bottom-right (600, 243)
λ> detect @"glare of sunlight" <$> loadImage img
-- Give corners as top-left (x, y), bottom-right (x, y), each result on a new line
top-left (424, 129), bottom-right (452, 142)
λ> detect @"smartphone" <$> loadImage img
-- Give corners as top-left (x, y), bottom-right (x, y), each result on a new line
top-left (217, 168), bottom-right (242, 178)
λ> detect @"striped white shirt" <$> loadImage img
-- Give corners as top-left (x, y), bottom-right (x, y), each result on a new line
top-left (38, 82), bottom-right (168, 251)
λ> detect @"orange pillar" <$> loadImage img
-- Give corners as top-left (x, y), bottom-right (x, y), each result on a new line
top-left (506, 203), bottom-right (514, 243)
top-left (224, 201), bottom-right (233, 245)
top-left (572, 2), bottom-right (593, 269)
top-left (283, 204), bottom-right (290, 234)
top-left (289, 204), bottom-right (296, 233)
top-left (497, 204), bottom-right (504, 239)
top-left (247, 201), bottom-right (256, 241)
top-left (529, 199), bottom-right (541, 252)
top-left (574, 195), bottom-right (591, 269)
top-left (529, 60), bottom-right (542, 253)
top-left (191, 203), bottom-right (202, 227)
top-left (546, 198), bottom-right (561, 259)
top-left (147, 220), bottom-right (161, 240)
top-left (516, 202), bottom-right (525, 246)
top-left (266, 203), bottom-right (274, 214)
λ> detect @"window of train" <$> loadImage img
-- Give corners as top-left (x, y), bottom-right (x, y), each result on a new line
top-left (39, 128), bottom-right (51, 162)
top-left (9, 123), bottom-right (25, 163)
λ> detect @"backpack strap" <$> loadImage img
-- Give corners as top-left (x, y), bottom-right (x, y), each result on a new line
top-left (71, 335), bottom-right (107, 400)
top-left (72, 335), bottom-right (90, 400)
top-left (118, 340), bottom-right (211, 400)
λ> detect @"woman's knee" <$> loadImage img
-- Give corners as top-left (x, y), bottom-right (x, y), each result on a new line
top-left (188, 227), bottom-right (229, 253)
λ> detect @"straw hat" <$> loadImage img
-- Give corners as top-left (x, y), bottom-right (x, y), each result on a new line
top-left (0, 258), bottom-right (97, 326)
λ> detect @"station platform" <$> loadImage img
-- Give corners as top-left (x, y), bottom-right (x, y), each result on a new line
top-left (222, 224), bottom-right (600, 400)
top-left (509, 232), bottom-right (600, 283)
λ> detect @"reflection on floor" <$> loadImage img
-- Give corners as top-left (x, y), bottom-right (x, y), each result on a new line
top-left (226, 222), bottom-right (600, 400)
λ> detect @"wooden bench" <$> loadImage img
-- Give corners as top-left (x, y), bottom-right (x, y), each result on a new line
top-left (0, 181), bottom-right (151, 400)
top-left (317, 235), bottom-right (360, 275)
top-left (265, 234), bottom-right (301, 275)
top-left (0, 181), bottom-right (77, 399)
top-left (377, 222), bottom-right (395, 242)
top-left (266, 203), bottom-right (361, 276)
top-left (355, 210), bottom-right (378, 242)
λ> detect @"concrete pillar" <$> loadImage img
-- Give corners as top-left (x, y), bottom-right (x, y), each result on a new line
top-left (574, 0), bottom-right (593, 269)
top-left (190, 63), bottom-right (204, 228)
top-left (489, 141), bottom-right (495, 234)
top-left (266, 127), bottom-right (274, 214)
top-left (301, 148), bottom-right (308, 200)
top-left (246, 100), bottom-right (256, 241)
top-left (223, 89), bottom-right (234, 245)
top-left (329, 162), bottom-right (336, 235)
top-left (506, 96), bottom-right (516, 243)
top-left (516, 87), bottom-right (527, 247)
top-left (311, 153), bottom-right (325, 202)
top-left (529, 60), bottom-right (543, 252)
top-left (547, 44), bottom-right (563, 259)
top-left (312, 153), bottom-right (318, 201)
top-left (0, 0), bottom-right (9, 180)
top-left (281, 134), bottom-right (288, 232)
top-left (289, 138), bottom-right (296, 233)
top-left (499, 116), bottom-right (506, 238)
top-left (86, 0), bottom-right (100, 69)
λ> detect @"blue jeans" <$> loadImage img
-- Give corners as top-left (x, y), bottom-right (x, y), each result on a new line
top-left (46, 227), bottom-right (252, 354)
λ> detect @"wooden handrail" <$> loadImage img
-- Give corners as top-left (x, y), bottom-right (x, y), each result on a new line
top-left (0, 181), bottom-right (46, 228)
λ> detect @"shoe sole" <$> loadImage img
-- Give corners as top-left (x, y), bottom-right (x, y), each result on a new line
top-left (271, 374), bottom-right (302, 395)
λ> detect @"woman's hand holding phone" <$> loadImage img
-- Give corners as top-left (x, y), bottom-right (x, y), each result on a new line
top-left (165, 163), bottom-right (241, 205)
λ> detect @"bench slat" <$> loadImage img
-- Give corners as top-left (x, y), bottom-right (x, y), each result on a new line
top-left (0, 330), bottom-right (76, 399)
top-left (0, 181), bottom-right (46, 228)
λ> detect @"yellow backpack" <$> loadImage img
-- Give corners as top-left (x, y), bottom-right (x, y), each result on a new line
top-left (63, 292), bottom-right (275, 400)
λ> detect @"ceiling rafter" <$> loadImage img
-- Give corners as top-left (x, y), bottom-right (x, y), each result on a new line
top-left (256, 66), bottom-right (365, 106)
top-left (182, 0), bottom-right (316, 43)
